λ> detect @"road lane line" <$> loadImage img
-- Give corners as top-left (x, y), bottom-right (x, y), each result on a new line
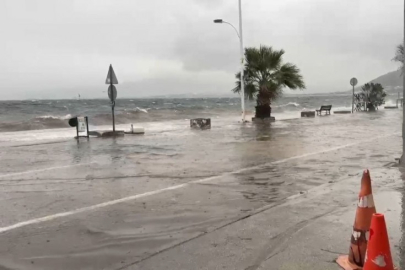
top-left (0, 132), bottom-right (399, 234)
top-left (0, 162), bottom-right (96, 179)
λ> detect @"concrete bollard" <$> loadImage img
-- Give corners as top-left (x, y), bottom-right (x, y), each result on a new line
top-left (301, 111), bottom-right (315, 117)
top-left (190, 118), bottom-right (211, 129)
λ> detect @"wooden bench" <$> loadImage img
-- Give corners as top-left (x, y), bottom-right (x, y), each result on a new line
top-left (316, 105), bottom-right (332, 115)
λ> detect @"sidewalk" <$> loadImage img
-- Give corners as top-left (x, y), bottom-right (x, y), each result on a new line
top-left (134, 167), bottom-right (403, 270)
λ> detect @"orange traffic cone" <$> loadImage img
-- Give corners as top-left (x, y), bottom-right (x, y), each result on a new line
top-left (363, 213), bottom-right (395, 270)
top-left (336, 170), bottom-right (376, 270)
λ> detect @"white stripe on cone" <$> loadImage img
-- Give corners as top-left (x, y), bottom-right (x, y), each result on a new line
top-left (352, 230), bottom-right (370, 241)
top-left (358, 194), bottom-right (375, 208)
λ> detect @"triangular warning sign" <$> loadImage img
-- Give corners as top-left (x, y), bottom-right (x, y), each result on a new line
top-left (105, 64), bottom-right (118, 84)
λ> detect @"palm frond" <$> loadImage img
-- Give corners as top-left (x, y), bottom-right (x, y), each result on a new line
top-left (232, 44), bottom-right (305, 104)
top-left (393, 43), bottom-right (404, 74)
top-left (278, 63), bottom-right (306, 89)
top-left (232, 72), bottom-right (259, 101)
top-left (393, 43), bottom-right (404, 64)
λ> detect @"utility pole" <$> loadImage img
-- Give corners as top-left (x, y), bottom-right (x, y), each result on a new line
top-left (238, 0), bottom-right (246, 122)
top-left (402, 0), bottom-right (405, 164)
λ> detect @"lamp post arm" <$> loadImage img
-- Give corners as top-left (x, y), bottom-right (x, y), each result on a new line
top-left (222, 21), bottom-right (241, 39)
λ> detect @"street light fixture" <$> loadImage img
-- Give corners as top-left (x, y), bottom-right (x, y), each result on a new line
top-left (213, 0), bottom-right (246, 123)
top-left (213, 19), bottom-right (240, 39)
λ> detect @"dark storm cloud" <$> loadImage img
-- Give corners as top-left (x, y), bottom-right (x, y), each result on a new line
top-left (192, 0), bottom-right (227, 9)
top-left (0, 0), bottom-right (402, 99)
top-left (172, 16), bottom-right (240, 72)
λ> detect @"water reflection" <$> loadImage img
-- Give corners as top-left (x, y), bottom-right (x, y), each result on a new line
top-left (71, 139), bottom-right (91, 164)
top-left (253, 123), bottom-right (273, 141)
top-left (109, 137), bottom-right (123, 164)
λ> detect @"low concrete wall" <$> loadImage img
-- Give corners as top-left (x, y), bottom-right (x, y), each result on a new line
top-left (252, 117), bottom-right (275, 123)
top-left (334, 111), bottom-right (352, 114)
top-left (88, 130), bottom-right (125, 137)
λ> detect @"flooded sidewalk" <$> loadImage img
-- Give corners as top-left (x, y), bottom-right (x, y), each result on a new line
top-left (134, 167), bottom-right (404, 270)
top-left (0, 110), bottom-right (403, 269)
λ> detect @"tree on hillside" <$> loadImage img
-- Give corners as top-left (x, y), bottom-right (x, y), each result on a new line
top-left (233, 45), bottom-right (305, 119)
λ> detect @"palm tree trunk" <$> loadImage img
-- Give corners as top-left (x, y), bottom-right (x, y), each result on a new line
top-left (255, 90), bottom-right (271, 118)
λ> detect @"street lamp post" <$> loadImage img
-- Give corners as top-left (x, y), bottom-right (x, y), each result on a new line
top-left (238, 0), bottom-right (246, 123)
top-left (214, 0), bottom-right (246, 122)
top-left (402, 0), bottom-right (405, 164)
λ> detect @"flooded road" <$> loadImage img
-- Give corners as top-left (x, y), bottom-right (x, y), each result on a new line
top-left (0, 110), bottom-right (403, 269)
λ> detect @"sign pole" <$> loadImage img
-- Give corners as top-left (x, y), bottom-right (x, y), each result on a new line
top-left (85, 116), bottom-right (89, 138)
top-left (352, 85), bottom-right (354, 113)
top-left (350, 78), bottom-right (358, 113)
top-left (106, 64), bottom-right (118, 134)
top-left (111, 88), bottom-right (115, 134)
top-left (110, 68), bottom-right (115, 134)
top-left (112, 103), bottom-right (115, 133)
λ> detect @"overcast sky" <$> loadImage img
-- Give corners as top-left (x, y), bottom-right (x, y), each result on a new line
top-left (0, 0), bottom-right (402, 99)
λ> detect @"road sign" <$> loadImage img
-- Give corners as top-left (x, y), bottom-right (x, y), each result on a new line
top-left (105, 64), bottom-right (118, 133)
top-left (350, 78), bottom-right (358, 87)
top-left (105, 64), bottom-right (118, 84)
top-left (350, 77), bottom-right (358, 114)
top-left (77, 117), bottom-right (87, 132)
top-left (108, 85), bottom-right (117, 102)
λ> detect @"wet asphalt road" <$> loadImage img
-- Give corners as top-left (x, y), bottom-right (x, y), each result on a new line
top-left (0, 111), bottom-right (403, 269)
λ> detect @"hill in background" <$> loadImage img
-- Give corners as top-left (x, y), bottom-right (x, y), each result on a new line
top-left (339, 70), bottom-right (402, 95)
top-left (370, 70), bottom-right (402, 90)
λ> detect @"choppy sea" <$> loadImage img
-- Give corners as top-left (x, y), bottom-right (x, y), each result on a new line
top-left (0, 93), bottom-right (400, 144)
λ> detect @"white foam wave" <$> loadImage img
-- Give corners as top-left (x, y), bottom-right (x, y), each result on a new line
top-left (384, 99), bottom-right (399, 107)
top-left (135, 107), bottom-right (148, 113)
top-left (36, 114), bottom-right (72, 120)
top-left (277, 102), bottom-right (300, 107)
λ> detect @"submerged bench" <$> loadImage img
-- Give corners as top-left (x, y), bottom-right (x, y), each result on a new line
top-left (316, 105), bottom-right (332, 115)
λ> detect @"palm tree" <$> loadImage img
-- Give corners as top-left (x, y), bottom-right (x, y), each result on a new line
top-left (233, 45), bottom-right (305, 119)
top-left (393, 43), bottom-right (404, 73)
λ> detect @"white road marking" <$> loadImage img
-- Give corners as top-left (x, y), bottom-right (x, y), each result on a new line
top-left (0, 162), bottom-right (95, 179)
top-left (0, 133), bottom-right (399, 234)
